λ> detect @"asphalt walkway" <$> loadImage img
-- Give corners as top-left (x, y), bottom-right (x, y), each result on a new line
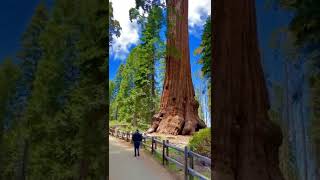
top-left (109, 136), bottom-right (177, 180)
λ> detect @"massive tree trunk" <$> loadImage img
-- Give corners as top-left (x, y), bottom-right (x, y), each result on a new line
top-left (212, 0), bottom-right (284, 180)
top-left (147, 0), bottom-right (206, 135)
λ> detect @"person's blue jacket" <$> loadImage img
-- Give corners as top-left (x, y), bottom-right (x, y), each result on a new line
top-left (132, 131), bottom-right (143, 148)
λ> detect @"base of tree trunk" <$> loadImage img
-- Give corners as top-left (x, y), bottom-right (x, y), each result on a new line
top-left (147, 110), bottom-right (206, 135)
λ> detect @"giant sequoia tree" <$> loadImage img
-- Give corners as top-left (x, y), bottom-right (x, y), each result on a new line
top-left (147, 0), bottom-right (205, 135)
top-left (212, 0), bottom-right (284, 179)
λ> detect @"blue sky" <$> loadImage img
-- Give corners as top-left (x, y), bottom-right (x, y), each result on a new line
top-left (0, 0), bottom-right (40, 61)
top-left (0, 0), bottom-right (53, 62)
top-left (255, 2), bottom-right (293, 83)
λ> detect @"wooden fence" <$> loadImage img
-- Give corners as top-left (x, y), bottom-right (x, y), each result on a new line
top-left (109, 128), bottom-right (211, 180)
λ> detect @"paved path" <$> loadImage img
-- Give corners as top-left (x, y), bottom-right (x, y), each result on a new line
top-left (109, 136), bottom-right (177, 180)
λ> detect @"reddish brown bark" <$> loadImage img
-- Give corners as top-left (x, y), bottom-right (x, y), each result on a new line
top-left (147, 0), bottom-right (205, 135)
top-left (212, 0), bottom-right (284, 180)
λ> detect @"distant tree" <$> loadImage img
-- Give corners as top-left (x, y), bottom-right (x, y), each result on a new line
top-left (18, 2), bottom-right (49, 94)
top-left (195, 15), bottom-right (212, 124)
top-left (109, 2), bottom-right (121, 46)
top-left (197, 16), bottom-right (212, 80)
top-left (130, 1), bottom-right (165, 117)
top-left (0, 59), bottom-right (21, 179)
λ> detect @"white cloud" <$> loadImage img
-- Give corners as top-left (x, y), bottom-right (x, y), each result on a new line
top-left (188, 0), bottom-right (211, 34)
top-left (110, 0), bottom-right (140, 61)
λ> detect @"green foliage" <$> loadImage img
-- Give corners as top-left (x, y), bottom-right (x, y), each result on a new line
top-left (0, 59), bottom-right (21, 119)
top-left (195, 87), bottom-right (205, 121)
top-left (197, 16), bottom-right (212, 80)
top-left (129, 8), bottom-right (140, 22)
top-left (0, 3), bottom-right (48, 179)
top-left (1, 0), bottom-right (113, 179)
top-left (0, 58), bottom-right (21, 123)
top-left (0, 59), bottom-right (21, 178)
top-left (284, 0), bottom-right (320, 50)
top-left (110, 1), bottom-right (164, 130)
top-left (194, 16), bottom-right (212, 122)
top-left (279, 133), bottom-right (300, 180)
top-left (23, 2), bottom-right (78, 178)
top-left (188, 128), bottom-right (211, 158)
top-left (310, 74), bottom-right (320, 165)
top-left (18, 2), bottom-right (49, 88)
top-left (109, 2), bottom-right (121, 46)
top-left (113, 46), bottom-right (158, 127)
top-left (109, 120), bottom-right (149, 132)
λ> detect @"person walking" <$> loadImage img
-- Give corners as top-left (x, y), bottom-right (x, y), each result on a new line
top-left (132, 129), bottom-right (143, 157)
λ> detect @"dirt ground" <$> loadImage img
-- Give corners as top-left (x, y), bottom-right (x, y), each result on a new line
top-left (144, 132), bottom-right (192, 148)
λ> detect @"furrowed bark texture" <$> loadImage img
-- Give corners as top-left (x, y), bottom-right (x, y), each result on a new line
top-left (212, 0), bottom-right (284, 180)
top-left (147, 0), bottom-right (205, 135)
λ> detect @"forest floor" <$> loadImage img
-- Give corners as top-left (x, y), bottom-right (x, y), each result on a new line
top-left (109, 136), bottom-right (179, 180)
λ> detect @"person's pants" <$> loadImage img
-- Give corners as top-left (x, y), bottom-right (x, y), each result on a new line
top-left (134, 142), bottom-right (140, 156)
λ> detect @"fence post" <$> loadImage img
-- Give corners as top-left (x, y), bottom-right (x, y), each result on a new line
top-left (127, 132), bottom-right (130, 142)
top-left (162, 140), bottom-right (166, 166)
top-left (151, 137), bottom-right (154, 154)
top-left (126, 132), bottom-right (127, 141)
top-left (184, 146), bottom-right (188, 180)
top-left (189, 147), bottom-right (194, 180)
top-left (155, 138), bottom-right (157, 149)
top-left (166, 140), bottom-right (169, 165)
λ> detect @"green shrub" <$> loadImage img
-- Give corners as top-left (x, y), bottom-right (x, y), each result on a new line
top-left (188, 128), bottom-right (211, 158)
top-left (109, 120), bottom-right (149, 132)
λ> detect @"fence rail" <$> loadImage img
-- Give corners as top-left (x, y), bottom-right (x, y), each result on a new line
top-left (109, 128), bottom-right (211, 180)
